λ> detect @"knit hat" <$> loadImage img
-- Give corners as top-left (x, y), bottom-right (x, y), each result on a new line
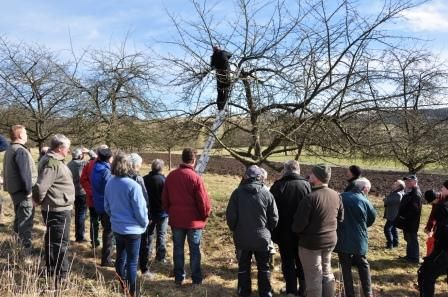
top-left (349, 165), bottom-right (362, 178)
top-left (71, 148), bottom-right (83, 159)
top-left (245, 165), bottom-right (262, 179)
top-left (97, 148), bottom-right (112, 161)
top-left (424, 190), bottom-right (439, 204)
top-left (312, 164), bottom-right (331, 184)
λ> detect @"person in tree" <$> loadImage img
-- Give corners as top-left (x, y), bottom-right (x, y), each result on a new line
top-left (211, 45), bottom-right (232, 111)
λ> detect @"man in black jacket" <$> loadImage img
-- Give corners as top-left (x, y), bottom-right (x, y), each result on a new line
top-left (395, 175), bottom-right (422, 263)
top-left (227, 165), bottom-right (278, 297)
top-left (418, 181), bottom-right (448, 297)
top-left (270, 160), bottom-right (311, 297)
top-left (143, 159), bottom-right (168, 263)
top-left (211, 45), bottom-right (232, 110)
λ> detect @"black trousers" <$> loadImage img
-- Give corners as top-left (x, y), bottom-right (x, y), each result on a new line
top-left (278, 236), bottom-right (306, 295)
top-left (42, 210), bottom-right (71, 278)
top-left (216, 70), bottom-right (231, 110)
top-left (238, 250), bottom-right (273, 297)
top-left (338, 253), bottom-right (372, 297)
top-left (100, 213), bottom-right (114, 265)
top-left (418, 248), bottom-right (448, 297)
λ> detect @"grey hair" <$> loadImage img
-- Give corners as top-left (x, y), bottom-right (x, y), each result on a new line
top-left (354, 177), bottom-right (371, 192)
top-left (49, 134), bottom-right (71, 150)
top-left (151, 159), bottom-right (164, 172)
top-left (111, 153), bottom-right (133, 177)
top-left (284, 160), bottom-right (300, 174)
top-left (129, 153), bottom-right (143, 169)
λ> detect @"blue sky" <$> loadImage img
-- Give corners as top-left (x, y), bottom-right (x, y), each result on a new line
top-left (0, 0), bottom-right (447, 59)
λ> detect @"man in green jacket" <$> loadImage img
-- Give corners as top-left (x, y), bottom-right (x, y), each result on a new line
top-left (33, 134), bottom-right (75, 281)
top-left (292, 164), bottom-right (344, 297)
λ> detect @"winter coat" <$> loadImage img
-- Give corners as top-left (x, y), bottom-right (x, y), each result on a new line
top-left (395, 187), bottom-right (422, 233)
top-left (80, 159), bottom-right (95, 208)
top-left (432, 199), bottom-right (448, 251)
top-left (226, 179), bottom-right (279, 251)
top-left (104, 176), bottom-right (149, 235)
top-left (3, 143), bottom-right (37, 196)
top-left (32, 151), bottom-right (75, 212)
top-left (269, 173), bottom-right (311, 243)
top-left (335, 191), bottom-right (376, 255)
top-left (383, 190), bottom-right (403, 221)
top-left (292, 185), bottom-right (344, 250)
top-left (91, 160), bottom-right (112, 214)
top-left (143, 171), bottom-right (167, 219)
top-left (130, 174), bottom-right (149, 206)
top-left (162, 164), bottom-right (211, 229)
top-left (67, 159), bottom-right (87, 196)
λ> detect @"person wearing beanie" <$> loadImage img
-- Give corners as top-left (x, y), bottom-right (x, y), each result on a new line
top-left (91, 147), bottom-right (114, 266)
top-left (227, 165), bottom-right (278, 297)
top-left (394, 174), bottom-right (422, 263)
top-left (345, 165), bottom-right (362, 192)
top-left (292, 164), bottom-right (344, 297)
top-left (418, 180), bottom-right (448, 297)
top-left (67, 147), bottom-right (88, 242)
top-left (383, 180), bottom-right (405, 249)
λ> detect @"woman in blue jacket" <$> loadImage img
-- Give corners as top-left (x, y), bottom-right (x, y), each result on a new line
top-left (105, 153), bottom-right (149, 297)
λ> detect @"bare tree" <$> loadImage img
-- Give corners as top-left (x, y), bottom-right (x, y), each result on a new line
top-left (160, 0), bottom-right (423, 169)
top-left (0, 38), bottom-right (77, 148)
top-left (360, 50), bottom-right (448, 173)
top-left (71, 41), bottom-right (158, 147)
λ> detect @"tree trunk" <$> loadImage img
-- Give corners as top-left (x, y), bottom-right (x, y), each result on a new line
top-left (168, 147), bottom-right (172, 170)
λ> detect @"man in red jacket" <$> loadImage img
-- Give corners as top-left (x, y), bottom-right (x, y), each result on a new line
top-left (162, 148), bottom-right (211, 286)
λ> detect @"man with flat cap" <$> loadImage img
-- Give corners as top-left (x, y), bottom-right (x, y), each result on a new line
top-left (395, 174), bottom-right (422, 263)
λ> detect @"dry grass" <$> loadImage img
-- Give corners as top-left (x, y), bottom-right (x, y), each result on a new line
top-left (0, 173), bottom-right (447, 296)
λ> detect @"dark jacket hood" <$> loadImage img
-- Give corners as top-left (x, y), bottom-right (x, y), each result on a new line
top-left (240, 179), bottom-right (264, 194)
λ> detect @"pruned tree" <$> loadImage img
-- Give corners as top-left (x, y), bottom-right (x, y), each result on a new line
top-left (359, 50), bottom-right (448, 173)
top-left (160, 0), bottom-right (424, 169)
top-left (0, 38), bottom-right (77, 149)
top-left (71, 41), bottom-right (158, 147)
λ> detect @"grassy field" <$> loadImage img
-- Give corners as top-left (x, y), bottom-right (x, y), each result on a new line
top-left (0, 172), bottom-right (447, 297)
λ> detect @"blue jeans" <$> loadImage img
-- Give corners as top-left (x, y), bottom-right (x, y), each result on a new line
top-left (74, 195), bottom-right (87, 241)
top-left (172, 228), bottom-right (203, 284)
top-left (384, 219), bottom-right (399, 247)
top-left (148, 216), bottom-right (168, 260)
top-left (404, 231), bottom-right (419, 261)
top-left (114, 233), bottom-right (141, 297)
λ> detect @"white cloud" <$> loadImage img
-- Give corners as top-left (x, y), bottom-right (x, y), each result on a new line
top-left (402, 0), bottom-right (448, 32)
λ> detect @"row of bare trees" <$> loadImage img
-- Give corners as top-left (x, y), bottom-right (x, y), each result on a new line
top-left (0, 0), bottom-right (447, 173)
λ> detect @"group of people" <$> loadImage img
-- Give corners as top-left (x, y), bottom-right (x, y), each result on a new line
top-left (0, 125), bottom-right (212, 296)
top-left (1, 124), bottom-right (448, 297)
top-left (227, 162), bottom-right (448, 297)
